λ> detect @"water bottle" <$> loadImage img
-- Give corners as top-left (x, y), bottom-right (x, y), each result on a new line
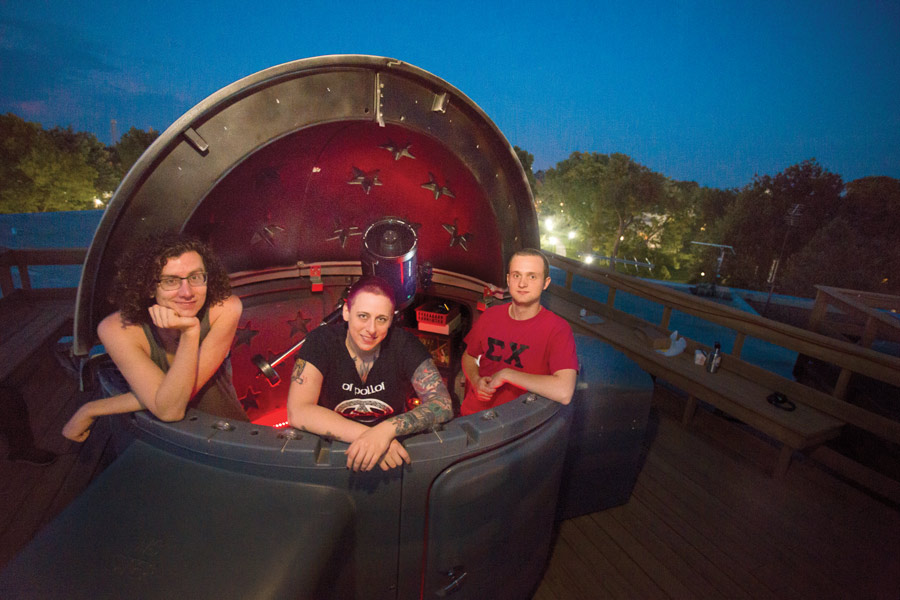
top-left (706, 342), bottom-right (722, 373)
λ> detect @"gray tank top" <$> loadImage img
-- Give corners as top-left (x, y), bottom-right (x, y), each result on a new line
top-left (140, 308), bottom-right (248, 422)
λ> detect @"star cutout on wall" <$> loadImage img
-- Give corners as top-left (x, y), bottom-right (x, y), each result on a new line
top-left (287, 311), bottom-right (312, 338)
top-left (326, 218), bottom-right (361, 248)
top-left (379, 140), bottom-right (415, 161)
top-left (239, 387), bottom-right (260, 412)
top-left (251, 224), bottom-right (285, 248)
top-left (234, 322), bottom-right (260, 348)
top-left (421, 172), bottom-right (455, 200)
top-left (442, 219), bottom-right (473, 251)
top-left (347, 167), bottom-right (383, 195)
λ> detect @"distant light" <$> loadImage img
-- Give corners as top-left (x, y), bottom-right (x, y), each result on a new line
top-left (585, 255), bottom-right (594, 264)
top-left (549, 236), bottom-right (559, 245)
top-left (567, 231), bottom-right (576, 240)
top-left (545, 217), bottom-right (554, 231)
top-left (700, 271), bottom-right (706, 277)
top-left (619, 235), bottom-right (625, 241)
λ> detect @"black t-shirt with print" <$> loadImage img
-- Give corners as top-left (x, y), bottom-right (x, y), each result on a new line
top-left (297, 323), bottom-right (430, 424)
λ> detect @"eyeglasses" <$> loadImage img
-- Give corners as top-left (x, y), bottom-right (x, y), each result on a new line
top-left (158, 272), bottom-right (208, 290)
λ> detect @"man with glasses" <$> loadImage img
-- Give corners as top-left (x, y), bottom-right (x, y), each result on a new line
top-left (63, 234), bottom-right (247, 442)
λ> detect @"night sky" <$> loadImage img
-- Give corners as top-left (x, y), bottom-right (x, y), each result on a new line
top-left (1, 0), bottom-right (898, 190)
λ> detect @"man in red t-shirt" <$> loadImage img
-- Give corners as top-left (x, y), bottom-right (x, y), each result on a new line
top-left (460, 249), bottom-right (578, 416)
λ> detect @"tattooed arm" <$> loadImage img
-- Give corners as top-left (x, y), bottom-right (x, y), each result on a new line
top-left (388, 358), bottom-right (453, 435)
top-left (344, 358), bottom-right (453, 471)
top-left (286, 357), bottom-right (370, 446)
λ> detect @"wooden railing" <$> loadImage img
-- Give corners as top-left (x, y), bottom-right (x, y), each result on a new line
top-left (545, 252), bottom-right (900, 454)
top-left (808, 286), bottom-right (900, 399)
top-left (0, 247), bottom-right (87, 297)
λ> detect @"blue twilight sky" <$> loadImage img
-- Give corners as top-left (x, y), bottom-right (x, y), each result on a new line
top-left (1, 0), bottom-right (898, 190)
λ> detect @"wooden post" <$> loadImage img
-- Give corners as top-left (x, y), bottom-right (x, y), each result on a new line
top-left (607, 287), bottom-right (617, 308)
top-left (808, 289), bottom-right (829, 333)
top-left (861, 316), bottom-right (878, 349)
top-left (17, 262), bottom-right (32, 290)
top-left (682, 395), bottom-right (698, 426)
top-left (774, 445), bottom-right (793, 478)
top-left (0, 268), bottom-right (13, 296)
top-left (565, 270), bottom-right (573, 290)
top-left (660, 305), bottom-right (672, 331)
top-left (732, 332), bottom-right (746, 359)
top-left (834, 368), bottom-right (852, 400)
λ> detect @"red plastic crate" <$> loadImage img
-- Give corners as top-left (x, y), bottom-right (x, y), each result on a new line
top-left (415, 301), bottom-right (459, 326)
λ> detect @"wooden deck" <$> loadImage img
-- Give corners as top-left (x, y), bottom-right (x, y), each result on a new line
top-left (535, 388), bottom-right (900, 600)
top-left (2, 295), bottom-right (899, 598)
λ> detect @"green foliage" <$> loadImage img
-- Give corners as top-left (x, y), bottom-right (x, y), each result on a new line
top-left (0, 113), bottom-right (157, 214)
top-left (778, 218), bottom-right (886, 296)
top-left (714, 159), bottom-right (844, 291)
top-left (0, 113), bottom-right (895, 297)
top-left (113, 127), bottom-right (159, 177)
top-left (14, 134), bottom-right (99, 212)
top-left (539, 152), bottom-right (705, 276)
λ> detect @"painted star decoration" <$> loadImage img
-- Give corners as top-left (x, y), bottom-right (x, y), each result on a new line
top-left (347, 167), bottom-right (383, 195)
top-left (379, 140), bottom-right (415, 161)
top-left (233, 322), bottom-right (260, 349)
top-left (442, 219), bottom-right (473, 251)
top-left (251, 224), bottom-right (285, 248)
top-left (326, 218), bottom-right (362, 248)
top-left (287, 311), bottom-right (312, 338)
top-left (239, 387), bottom-right (260, 412)
top-left (421, 172), bottom-right (455, 200)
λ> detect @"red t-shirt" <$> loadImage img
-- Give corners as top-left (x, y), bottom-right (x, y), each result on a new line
top-left (461, 303), bottom-right (578, 415)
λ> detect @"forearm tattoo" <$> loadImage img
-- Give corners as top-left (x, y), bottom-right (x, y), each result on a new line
top-left (390, 359), bottom-right (453, 436)
top-left (292, 358), bottom-right (308, 385)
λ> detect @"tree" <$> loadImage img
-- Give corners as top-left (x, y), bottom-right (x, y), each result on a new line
top-left (113, 126), bottom-right (159, 178)
top-left (12, 134), bottom-right (99, 212)
top-left (541, 152), bottom-right (675, 270)
top-left (815, 176), bottom-right (900, 294)
top-left (0, 115), bottom-right (159, 213)
top-left (0, 117), bottom-right (101, 213)
top-left (47, 126), bottom-right (119, 197)
top-left (716, 159), bottom-right (844, 291)
top-left (0, 114), bottom-right (42, 213)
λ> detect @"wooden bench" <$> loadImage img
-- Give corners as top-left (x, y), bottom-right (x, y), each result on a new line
top-left (544, 284), bottom-right (844, 477)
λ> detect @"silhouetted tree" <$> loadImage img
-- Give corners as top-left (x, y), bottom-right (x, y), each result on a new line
top-left (717, 159), bottom-right (844, 291)
top-left (113, 126), bottom-right (159, 177)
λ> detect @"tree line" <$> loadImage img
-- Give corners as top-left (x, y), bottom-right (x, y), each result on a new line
top-left (517, 147), bottom-right (899, 298)
top-left (1, 114), bottom-right (895, 298)
top-left (0, 113), bottom-right (158, 214)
